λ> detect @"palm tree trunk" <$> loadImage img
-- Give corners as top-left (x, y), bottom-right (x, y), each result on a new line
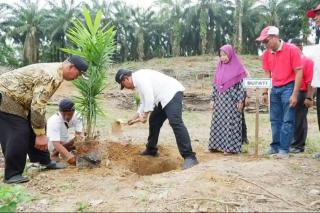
top-left (234, 0), bottom-right (243, 53)
top-left (23, 27), bottom-right (38, 65)
top-left (137, 28), bottom-right (144, 61)
top-left (200, 7), bottom-right (208, 54)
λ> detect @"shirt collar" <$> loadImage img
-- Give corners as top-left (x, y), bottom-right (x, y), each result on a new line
top-left (56, 64), bottom-right (64, 81)
top-left (132, 72), bottom-right (137, 88)
top-left (58, 112), bottom-right (74, 124)
top-left (271, 40), bottom-right (284, 54)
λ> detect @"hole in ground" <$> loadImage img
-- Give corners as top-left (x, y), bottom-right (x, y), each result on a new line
top-left (105, 142), bottom-right (182, 175)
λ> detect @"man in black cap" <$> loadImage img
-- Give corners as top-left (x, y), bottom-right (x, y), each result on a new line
top-left (115, 68), bottom-right (199, 170)
top-left (47, 98), bottom-right (83, 165)
top-left (0, 55), bottom-right (88, 184)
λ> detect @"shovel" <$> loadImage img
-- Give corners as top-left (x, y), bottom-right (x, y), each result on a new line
top-left (111, 118), bottom-right (142, 136)
top-left (115, 119), bottom-right (129, 126)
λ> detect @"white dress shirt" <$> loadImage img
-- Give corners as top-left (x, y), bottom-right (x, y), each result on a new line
top-left (303, 45), bottom-right (320, 87)
top-left (47, 111), bottom-right (83, 151)
top-left (132, 69), bottom-right (185, 114)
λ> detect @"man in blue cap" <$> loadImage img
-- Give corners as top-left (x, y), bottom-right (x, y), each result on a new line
top-left (0, 55), bottom-right (88, 184)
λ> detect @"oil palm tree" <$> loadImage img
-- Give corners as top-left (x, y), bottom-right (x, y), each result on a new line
top-left (155, 0), bottom-right (192, 56)
top-left (62, 7), bottom-right (116, 140)
top-left (252, 0), bottom-right (284, 26)
top-left (44, 0), bottom-right (82, 62)
top-left (110, 1), bottom-right (135, 61)
top-left (0, 0), bottom-right (47, 65)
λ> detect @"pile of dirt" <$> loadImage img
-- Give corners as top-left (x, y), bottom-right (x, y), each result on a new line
top-left (104, 142), bottom-right (182, 175)
top-left (75, 141), bottom-right (102, 169)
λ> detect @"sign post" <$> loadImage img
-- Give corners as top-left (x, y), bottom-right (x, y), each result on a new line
top-left (243, 78), bottom-right (272, 157)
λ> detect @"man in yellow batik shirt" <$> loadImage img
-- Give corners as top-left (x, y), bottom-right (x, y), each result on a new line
top-left (0, 55), bottom-right (88, 184)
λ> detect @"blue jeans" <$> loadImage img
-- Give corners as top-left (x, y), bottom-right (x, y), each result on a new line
top-left (270, 82), bottom-right (296, 154)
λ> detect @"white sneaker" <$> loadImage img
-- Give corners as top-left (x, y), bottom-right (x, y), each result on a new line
top-left (273, 153), bottom-right (289, 159)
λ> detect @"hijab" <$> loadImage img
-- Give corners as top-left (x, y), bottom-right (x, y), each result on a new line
top-left (214, 44), bottom-right (247, 92)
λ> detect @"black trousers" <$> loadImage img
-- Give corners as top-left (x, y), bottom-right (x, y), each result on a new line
top-left (291, 91), bottom-right (308, 151)
top-left (0, 111), bottom-right (50, 180)
top-left (317, 88), bottom-right (320, 131)
top-left (146, 92), bottom-right (196, 159)
top-left (242, 112), bottom-right (248, 143)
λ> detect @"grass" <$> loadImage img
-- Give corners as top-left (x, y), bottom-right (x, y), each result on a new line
top-left (288, 162), bottom-right (303, 172)
top-left (0, 185), bottom-right (30, 212)
top-left (75, 201), bottom-right (90, 212)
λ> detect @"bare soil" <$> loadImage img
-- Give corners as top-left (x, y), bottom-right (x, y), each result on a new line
top-left (18, 142), bottom-right (320, 212)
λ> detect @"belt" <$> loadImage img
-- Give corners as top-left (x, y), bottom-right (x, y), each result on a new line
top-left (273, 81), bottom-right (294, 88)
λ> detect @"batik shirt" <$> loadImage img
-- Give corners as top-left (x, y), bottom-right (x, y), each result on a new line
top-left (0, 63), bottom-right (64, 136)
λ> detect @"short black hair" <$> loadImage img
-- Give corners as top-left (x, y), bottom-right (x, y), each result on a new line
top-left (290, 38), bottom-right (303, 46)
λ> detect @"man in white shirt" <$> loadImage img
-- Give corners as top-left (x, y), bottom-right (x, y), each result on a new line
top-left (47, 98), bottom-right (83, 165)
top-left (115, 69), bottom-right (199, 169)
top-left (305, 5), bottom-right (320, 159)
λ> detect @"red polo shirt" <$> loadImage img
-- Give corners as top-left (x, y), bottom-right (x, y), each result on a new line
top-left (262, 42), bottom-right (302, 87)
top-left (300, 55), bottom-right (314, 91)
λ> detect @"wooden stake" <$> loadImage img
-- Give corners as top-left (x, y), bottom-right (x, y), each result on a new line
top-left (255, 89), bottom-right (259, 157)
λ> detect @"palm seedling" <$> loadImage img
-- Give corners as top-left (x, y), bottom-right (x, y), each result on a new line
top-left (62, 7), bottom-right (115, 141)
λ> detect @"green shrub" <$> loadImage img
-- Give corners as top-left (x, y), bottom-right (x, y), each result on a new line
top-left (0, 185), bottom-right (29, 212)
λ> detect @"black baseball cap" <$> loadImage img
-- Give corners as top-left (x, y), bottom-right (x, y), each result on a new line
top-left (67, 55), bottom-right (88, 74)
top-left (115, 69), bottom-right (132, 90)
top-left (59, 98), bottom-right (75, 112)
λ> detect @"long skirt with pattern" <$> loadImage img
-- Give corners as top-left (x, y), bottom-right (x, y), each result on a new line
top-left (209, 82), bottom-right (245, 153)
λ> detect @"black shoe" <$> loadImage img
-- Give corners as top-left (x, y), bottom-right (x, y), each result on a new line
top-left (4, 174), bottom-right (29, 184)
top-left (139, 149), bottom-right (159, 157)
top-left (182, 157), bottom-right (199, 170)
top-left (289, 147), bottom-right (304, 154)
top-left (243, 138), bottom-right (249, 144)
top-left (314, 152), bottom-right (320, 160)
top-left (43, 161), bottom-right (66, 170)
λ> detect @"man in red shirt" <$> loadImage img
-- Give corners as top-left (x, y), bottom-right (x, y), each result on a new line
top-left (289, 39), bottom-right (314, 153)
top-left (256, 26), bottom-right (303, 159)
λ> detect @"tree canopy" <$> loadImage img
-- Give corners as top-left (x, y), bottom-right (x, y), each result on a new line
top-left (0, 0), bottom-right (319, 66)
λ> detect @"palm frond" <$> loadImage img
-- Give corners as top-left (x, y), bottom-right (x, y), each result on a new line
top-left (62, 6), bottom-right (115, 139)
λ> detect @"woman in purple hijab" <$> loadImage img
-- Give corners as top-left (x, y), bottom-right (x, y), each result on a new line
top-left (208, 44), bottom-right (248, 154)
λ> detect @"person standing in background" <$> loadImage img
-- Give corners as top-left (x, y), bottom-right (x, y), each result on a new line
top-left (256, 26), bottom-right (302, 159)
top-left (209, 44), bottom-right (247, 154)
top-left (289, 39), bottom-right (314, 153)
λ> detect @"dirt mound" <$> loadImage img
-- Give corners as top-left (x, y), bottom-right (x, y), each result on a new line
top-left (75, 141), bottom-right (102, 168)
top-left (105, 142), bottom-right (182, 175)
